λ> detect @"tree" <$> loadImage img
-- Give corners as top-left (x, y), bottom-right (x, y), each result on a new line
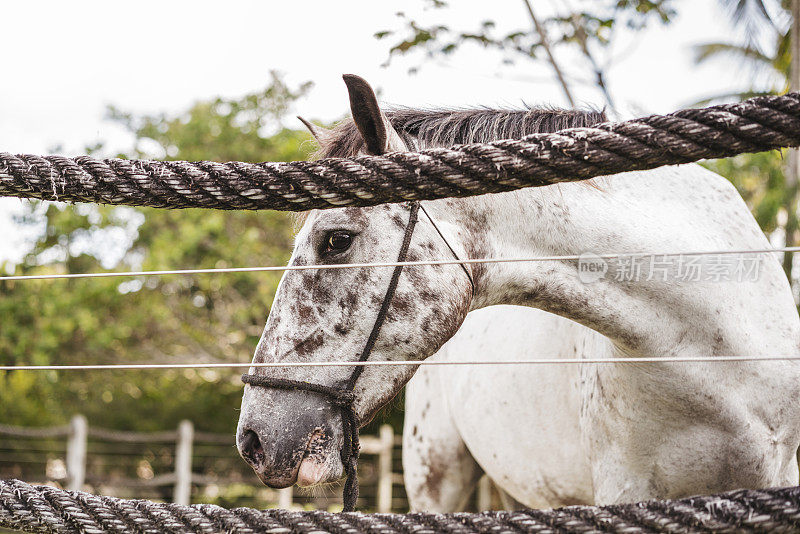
top-left (377, 1), bottom-right (800, 296)
top-left (0, 73), bottom-right (314, 435)
top-left (374, 0), bottom-right (676, 111)
top-left (693, 0), bottom-right (789, 103)
top-left (693, 0), bottom-right (800, 287)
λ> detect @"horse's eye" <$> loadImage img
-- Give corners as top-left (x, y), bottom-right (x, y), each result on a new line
top-left (324, 231), bottom-right (353, 254)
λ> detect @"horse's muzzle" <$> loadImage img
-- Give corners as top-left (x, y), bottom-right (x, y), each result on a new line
top-left (237, 426), bottom-right (298, 487)
top-left (236, 386), bottom-right (343, 488)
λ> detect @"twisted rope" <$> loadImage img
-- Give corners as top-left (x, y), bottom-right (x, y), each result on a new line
top-left (1, 479), bottom-right (798, 533)
top-left (2, 93), bottom-right (800, 212)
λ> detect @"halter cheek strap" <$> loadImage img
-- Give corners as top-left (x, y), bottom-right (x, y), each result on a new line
top-left (241, 200), bottom-right (472, 512)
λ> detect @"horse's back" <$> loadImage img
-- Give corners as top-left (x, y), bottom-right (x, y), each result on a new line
top-left (588, 165), bottom-right (800, 356)
top-left (405, 164), bottom-right (800, 509)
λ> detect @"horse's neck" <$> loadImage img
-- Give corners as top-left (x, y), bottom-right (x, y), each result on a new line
top-left (430, 165), bottom-right (800, 358)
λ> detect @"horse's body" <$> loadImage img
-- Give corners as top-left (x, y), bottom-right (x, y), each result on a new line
top-left (402, 165), bottom-right (800, 511)
top-left (403, 306), bottom-right (603, 511)
top-left (237, 75), bottom-right (800, 510)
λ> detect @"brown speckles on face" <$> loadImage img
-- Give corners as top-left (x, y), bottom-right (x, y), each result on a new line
top-left (297, 304), bottom-right (314, 321)
top-left (421, 240), bottom-right (437, 253)
top-left (334, 323), bottom-right (349, 335)
top-left (341, 207), bottom-right (369, 227)
top-left (241, 201), bottom-right (474, 488)
top-left (310, 275), bottom-right (333, 304)
top-left (293, 330), bottom-right (325, 357)
top-left (299, 272), bottom-right (316, 291)
top-left (390, 294), bottom-right (412, 315)
top-left (305, 428), bottom-right (334, 457)
top-left (390, 212), bottom-right (406, 228)
top-left (338, 291), bottom-right (357, 310)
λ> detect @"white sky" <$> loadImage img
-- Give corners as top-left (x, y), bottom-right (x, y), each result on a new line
top-left (0, 1), bottom-right (746, 264)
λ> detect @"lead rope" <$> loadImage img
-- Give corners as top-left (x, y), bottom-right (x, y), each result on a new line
top-left (242, 202), bottom-right (421, 512)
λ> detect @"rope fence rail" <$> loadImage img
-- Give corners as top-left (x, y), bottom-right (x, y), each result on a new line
top-left (1, 479), bottom-right (799, 533)
top-left (1, 93), bottom-right (799, 213)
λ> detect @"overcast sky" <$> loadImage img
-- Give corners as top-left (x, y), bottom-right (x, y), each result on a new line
top-left (0, 1), bottom-right (745, 264)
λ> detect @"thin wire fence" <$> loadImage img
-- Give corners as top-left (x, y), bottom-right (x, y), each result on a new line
top-left (1, 245), bottom-right (797, 282)
top-left (1, 244), bottom-right (796, 370)
top-left (0, 355), bottom-right (798, 372)
top-left (0, 202), bottom-right (793, 369)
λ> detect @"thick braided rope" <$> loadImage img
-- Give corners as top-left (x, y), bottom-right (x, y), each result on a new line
top-left (2, 93), bottom-right (800, 212)
top-left (1, 479), bottom-right (798, 533)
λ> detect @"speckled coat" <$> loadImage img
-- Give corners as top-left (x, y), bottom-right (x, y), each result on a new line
top-left (236, 75), bottom-right (800, 510)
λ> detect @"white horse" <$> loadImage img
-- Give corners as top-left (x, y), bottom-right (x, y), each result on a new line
top-left (403, 305), bottom-right (605, 511)
top-left (236, 75), bottom-right (800, 510)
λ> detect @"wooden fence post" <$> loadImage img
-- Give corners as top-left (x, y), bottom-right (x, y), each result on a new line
top-left (278, 487), bottom-right (293, 509)
top-left (66, 415), bottom-right (87, 492)
top-left (377, 424), bottom-right (394, 513)
top-left (477, 475), bottom-right (492, 511)
top-left (173, 420), bottom-right (193, 505)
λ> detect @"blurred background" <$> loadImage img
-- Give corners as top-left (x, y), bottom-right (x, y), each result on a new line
top-left (0, 0), bottom-right (797, 512)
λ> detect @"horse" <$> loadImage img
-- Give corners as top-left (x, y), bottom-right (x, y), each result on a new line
top-left (236, 74), bottom-right (800, 509)
top-left (402, 305), bottom-right (606, 511)
top-left (303, 99), bottom-right (612, 511)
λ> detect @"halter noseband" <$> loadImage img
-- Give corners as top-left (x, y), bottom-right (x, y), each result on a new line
top-left (241, 201), bottom-right (473, 511)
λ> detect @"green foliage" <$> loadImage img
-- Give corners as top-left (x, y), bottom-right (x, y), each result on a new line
top-left (107, 72), bottom-right (313, 163)
top-left (613, 0), bottom-right (676, 24)
top-left (375, 0), bottom-right (675, 73)
top-left (703, 150), bottom-right (788, 233)
top-left (0, 74), bottom-right (314, 435)
top-left (693, 0), bottom-right (790, 102)
top-left (692, 0), bottom-right (798, 284)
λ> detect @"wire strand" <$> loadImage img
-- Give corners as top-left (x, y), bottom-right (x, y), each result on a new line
top-left (1, 355), bottom-right (799, 372)
top-left (1, 245), bottom-right (797, 282)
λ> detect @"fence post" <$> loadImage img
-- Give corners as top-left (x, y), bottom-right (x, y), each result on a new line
top-left (377, 424), bottom-right (394, 513)
top-left (278, 487), bottom-right (293, 509)
top-left (477, 475), bottom-right (493, 511)
top-left (173, 420), bottom-right (193, 505)
top-left (66, 415), bottom-right (87, 491)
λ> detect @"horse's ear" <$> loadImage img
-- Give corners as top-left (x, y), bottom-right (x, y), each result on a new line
top-left (342, 74), bottom-right (398, 155)
top-left (297, 116), bottom-right (326, 143)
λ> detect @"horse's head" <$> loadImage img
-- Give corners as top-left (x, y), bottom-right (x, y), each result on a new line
top-left (236, 75), bottom-right (473, 488)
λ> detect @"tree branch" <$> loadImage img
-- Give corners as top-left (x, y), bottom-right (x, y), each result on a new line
top-left (521, 0), bottom-right (576, 107)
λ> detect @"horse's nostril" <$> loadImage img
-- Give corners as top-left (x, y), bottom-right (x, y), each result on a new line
top-left (239, 429), bottom-right (265, 466)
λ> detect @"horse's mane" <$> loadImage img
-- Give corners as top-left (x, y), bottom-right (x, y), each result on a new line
top-left (294, 106), bottom-right (607, 228)
top-left (316, 106), bottom-right (608, 158)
